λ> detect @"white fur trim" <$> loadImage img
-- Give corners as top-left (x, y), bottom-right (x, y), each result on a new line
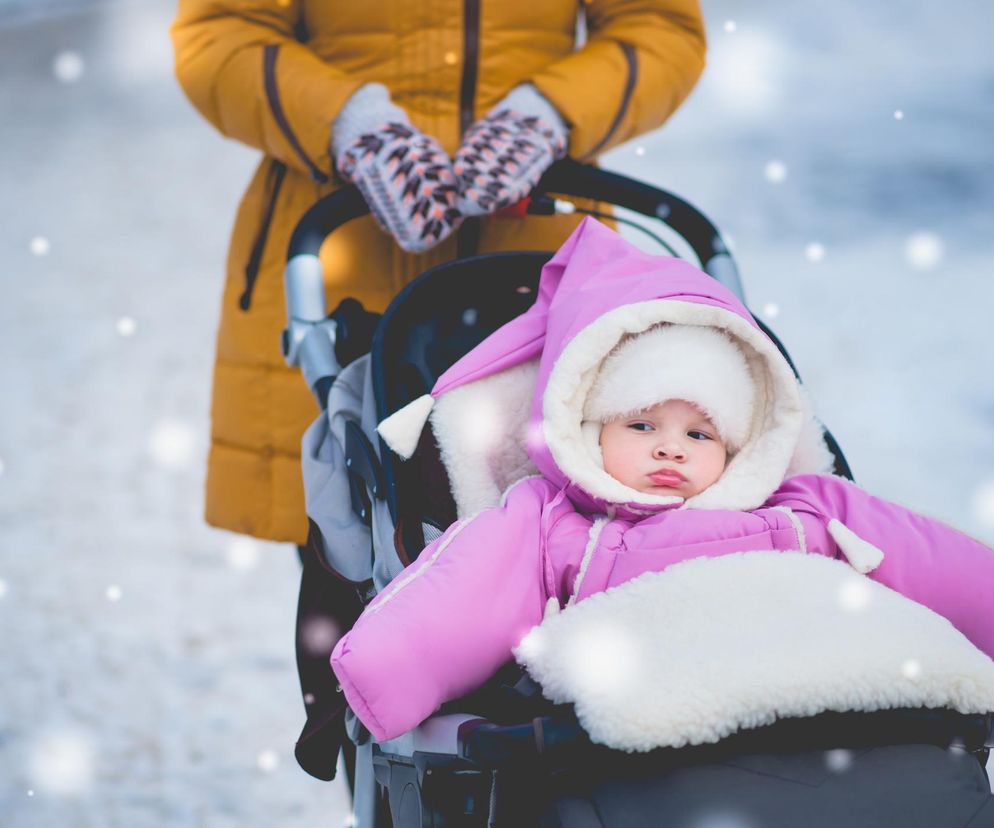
top-left (543, 300), bottom-right (805, 511)
top-left (514, 552), bottom-right (994, 753)
top-left (430, 360), bottom-right (540, 517)
top-left (567, 517), bottom-right (609, 606)
top-left (828, 519), bottom-right (885, 574)
top-left (584, 325), bottom-right (755, 451)
top-left (376, 394), bottom-right (435, 460)
top-left (768, 506), bottom-right (806, 553)
top-left (785, 385), bottom-right (837, 477)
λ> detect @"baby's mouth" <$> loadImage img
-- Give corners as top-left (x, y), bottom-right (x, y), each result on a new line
top-left (649, 469), bottom-right (686, 486)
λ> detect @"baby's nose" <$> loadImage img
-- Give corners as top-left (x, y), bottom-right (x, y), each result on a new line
top-left (654, 441), bottom-right (686, 460)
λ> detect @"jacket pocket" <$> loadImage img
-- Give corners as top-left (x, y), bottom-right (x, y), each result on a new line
top-left (263, 43), bottom-right (329, 184)
top-left (582, 40), bottom-right (638, 159)
top-left (240, 158), bottom-right (287, 311)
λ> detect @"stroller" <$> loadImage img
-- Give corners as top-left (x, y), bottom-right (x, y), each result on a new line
top-left (284, 159), bottom-right (994, 827)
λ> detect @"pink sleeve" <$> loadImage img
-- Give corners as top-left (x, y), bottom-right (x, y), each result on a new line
top-left (767, 474), bottom-right (994, 659)
top-left (330, 477), bottom-right (554, 742)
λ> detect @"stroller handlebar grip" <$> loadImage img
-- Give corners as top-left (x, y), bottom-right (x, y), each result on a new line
top-left (284, 158), bottom-right (739, 286)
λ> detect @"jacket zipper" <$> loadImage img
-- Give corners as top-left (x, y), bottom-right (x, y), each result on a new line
top-left (240, 159), bottom-right (288, 311)
top-left (263, 43), bottom-right (329, 184)
top-left (458, 0), bottom-right (481, 138)
top-left (583, 41), bottom-right (638, 159)
top-left (456, 0), bottom-right (482, 257)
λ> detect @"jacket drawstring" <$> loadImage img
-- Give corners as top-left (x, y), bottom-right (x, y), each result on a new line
top-left (240, 159), bottom-right (288, 311)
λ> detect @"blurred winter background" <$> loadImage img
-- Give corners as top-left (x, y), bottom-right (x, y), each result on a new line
top-left (1, 0), bottom-right (992, 824)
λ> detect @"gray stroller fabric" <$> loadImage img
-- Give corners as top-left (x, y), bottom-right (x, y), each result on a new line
top-left (540, 745), bottom-right (993, 828)
top-left (301, 354), bottom-right (405, 590)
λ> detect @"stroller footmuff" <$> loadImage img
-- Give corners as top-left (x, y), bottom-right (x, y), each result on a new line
top-left (284, 161), bottom-right (994, 827)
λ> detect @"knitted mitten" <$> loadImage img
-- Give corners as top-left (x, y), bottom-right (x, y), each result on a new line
top-left (453, 85), bottom-right (569, 217)
top-left (332, 84), bottom-right (462, 253)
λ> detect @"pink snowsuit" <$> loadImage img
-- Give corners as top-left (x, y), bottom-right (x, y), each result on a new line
top-left (331, 217), bottom-right (994, 745)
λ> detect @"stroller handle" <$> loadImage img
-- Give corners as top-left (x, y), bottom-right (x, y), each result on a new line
top-left (281, 158), bottom-right (741, 399)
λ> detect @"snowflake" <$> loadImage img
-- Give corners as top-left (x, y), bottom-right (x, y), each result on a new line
top-left (723, 20), bottom-right (737, 33)
top-left (761, 302), bottom-right (779, 319)
top-left (225, 537), bottom-right (261, 572)
top-left (970, 481), bottom-right (994, 529)
top-left (29, 728), bottom-right (95, 795)
top-left (764, 160), bottom-right (787, 183)
top-left (559, 622), bottom-right (641, 701)
top-left (825, 748), bottom-right (853, 773)
top-left (30, 236), bottom-right (50, 256)
top-left (148, 420), bottom-right (196, 470)
top-left (901, 658), bottom-right (922, 680)
top-left (837, 577), bottom-right (871, 612)
top-left (105, 585), bottom-right (122, 602)
top-left (0, 578), bottom-right (7, 598)
top-left (0, 456), bottom-right (4, 476)
top-left (53, 51), bottom-right (85, 83)
top-left (893, 109), bottom-right (904, 121)
top-left (461, 308), bottom-right (478, 326)
top-left (116, 316), bottom-right (136, 337)
top-left (696, 811), bottom-right (755, 828)
top-left (300, 617), bottom-right (341, 656)
top-left (904, 231), bottom-right (943, 270)
top-left (707, 29), bottom-right (782, 114)
top-left (805, 242), bottom-right (826, 263)
top-left (634, 145), bottom-right (646, 157)
top-left (256, 750), bottom-right (279, 773)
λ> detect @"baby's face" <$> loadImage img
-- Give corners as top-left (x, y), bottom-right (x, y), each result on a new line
top-left (599, 399), bottom-right (728, 498)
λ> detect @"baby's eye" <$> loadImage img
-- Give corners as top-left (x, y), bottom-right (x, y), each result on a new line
top-left (687, 430), bottom-right (713, 441)
top-left (627, 422), bottom-right (654, 432)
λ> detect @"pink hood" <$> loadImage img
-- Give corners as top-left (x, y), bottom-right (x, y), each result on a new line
top-left (378, 217), bottom-right (820, 516)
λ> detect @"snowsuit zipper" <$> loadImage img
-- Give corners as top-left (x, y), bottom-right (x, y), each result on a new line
top-left (583, 41), bottom-right (638, 159)
top-left (240, 159), bottom-right (287, 311)
top-left (263, 43), bottom-right (329, 185)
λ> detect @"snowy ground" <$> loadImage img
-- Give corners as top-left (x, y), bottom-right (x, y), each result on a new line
top-left (1, 0), bottom-right (992, 825)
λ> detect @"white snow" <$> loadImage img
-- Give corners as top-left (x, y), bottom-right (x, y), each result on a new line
top-left (2, 0), bottom-right (992, 823)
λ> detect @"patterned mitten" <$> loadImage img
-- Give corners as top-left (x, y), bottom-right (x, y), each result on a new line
top-left (332, 84), bottom-right (462, 253)
top-left (453, 84), bottom-right (569, 217)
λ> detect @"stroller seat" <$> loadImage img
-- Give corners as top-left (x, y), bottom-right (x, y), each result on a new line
top-left (285, 161), bottom-right (994, 827)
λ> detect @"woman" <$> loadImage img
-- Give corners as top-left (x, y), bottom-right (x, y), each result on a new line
top-left (170, 0), bottom-right (706, 782)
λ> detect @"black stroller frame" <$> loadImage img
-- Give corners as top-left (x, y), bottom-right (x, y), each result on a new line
top-left (283, 159), bottom-right (993, 827)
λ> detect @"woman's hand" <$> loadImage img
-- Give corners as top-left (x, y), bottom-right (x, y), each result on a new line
top-left (454, 85), bottom-right (568, 217)
top-left (333, 84), bottom-right (462, 253)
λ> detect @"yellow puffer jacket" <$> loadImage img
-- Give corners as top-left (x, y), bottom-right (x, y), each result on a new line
top-left (171, 0), bottom-right (706, 544)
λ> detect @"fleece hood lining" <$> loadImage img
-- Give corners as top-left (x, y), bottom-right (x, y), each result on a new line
top-left (542, 299), bottom-right (808, 511)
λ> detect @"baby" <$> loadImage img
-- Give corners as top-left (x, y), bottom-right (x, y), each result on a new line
top-left (600, 397), bottom-right (727, 498)
top-left (331, 217), bottom-right (994, 747)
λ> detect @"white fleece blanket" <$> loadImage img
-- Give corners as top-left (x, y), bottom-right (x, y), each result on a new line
top-left (514, 552), bottom-right (994, 753)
